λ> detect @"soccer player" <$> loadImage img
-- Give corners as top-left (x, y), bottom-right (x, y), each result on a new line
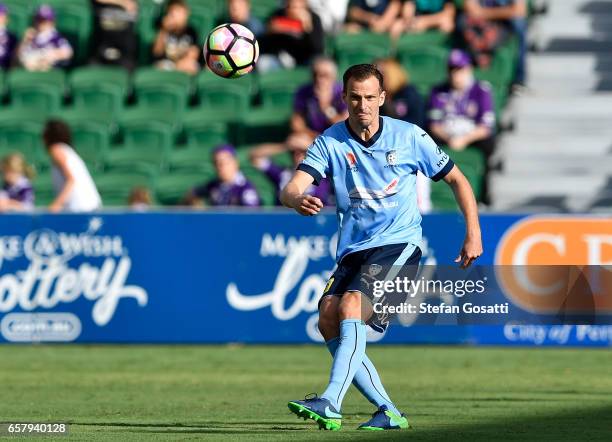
top-left (280, 64), bottom-right (482, 431)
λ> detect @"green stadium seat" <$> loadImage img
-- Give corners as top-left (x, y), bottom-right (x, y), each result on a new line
top-left (399, 46), bottom-right (449, 96)
top-left (134, 67), bottom-right (193, 90)
top-left (247, 0), bottom-right (278, 21)
top-left (70, 66), bottom-right (130, 92)
top-left (258, 68), bottom-right (311, 110)
top-left (333, 32), bottom-right (392, 71)
top-left (53, 3), bottom-right (93, 65)
top-left (396, 31), bottom-right (452, 52)
top-left (72, 83), bottom-right (125, 116)
top-left (0, 121), bottom-right (45, 168)
top-left (7, 69), bottom-right (66, 92)
top-left (118, 106), bottom-right (181, 131)
top-left (10, 84), bottom-right (63, 113)
top-left (136, 83), bottom-right (190, 116)
top-left (31, 169), bottom-right (55, 207)
top-left (5, 2), bottom-right (30, 38)
top-left (0, 106), bottom-right (47, 126)
top-left (183, 119), bottom-right (229, 149)
top-left (121, 120), bottom-right (174, 151)
top-left (234, 108), bottom-right (291, 145)
top-left (94, 171), bottom-right (153, 207)
top-left (189, 3), bottom-right (216, 43)
top-left (136, 1), bottom-right (159, 65)
top-left (70, 121), bottom-right (111, 171)
top-left (167, 147), bottom-right (215, 173)
top-left (103, 148), bottom-right (166, 175)
top-left (197, 72), bottom-right (253, 115)
top-left (155, 172), bottom-right (211, 205)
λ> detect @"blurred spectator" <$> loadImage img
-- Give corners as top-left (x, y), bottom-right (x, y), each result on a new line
top-left (427, 49), bottom-right (495, 203)
top-left (376, 58), bottom-right (425, 127)
top-left (219, 0), bottom-right (264, 38)
top-left (0, 4), bottom-right (17, 69)
top-left (152, 0), bottom-right (199, 75)
top-left (90, 0), bottom-right (138, 70)
top-left (399, 0), bottom-right (455, 36)
top-left (290, 56), bottom-right (348, 149)
top-left (186, 145), bottom-right (260, 207)
top-left (462, 0), bottom-right (527, 85)
top-left (345, 0), bottom-right (404, 36)
top-left (17, 5), bottom-right (73, 71)
top-left (128, 186), bottom-right (152, 211)
top-left (42, 119), bottom-right (102, 212)
top-left (258, 0), bottom-right (324, 70)
top-left (308, 0), bottom-right (349, 34)
top-left (0, 153), bottom-right (35, 212)
top-left (250, 143), bottom-right (334, 206)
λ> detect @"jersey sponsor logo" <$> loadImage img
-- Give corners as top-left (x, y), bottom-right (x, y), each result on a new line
top-left (349, 178), bottom-right (400, 200)
top-left (346, 152), bottom-right (357, 166)
top-left (494, 217), bottom-right (612, 314)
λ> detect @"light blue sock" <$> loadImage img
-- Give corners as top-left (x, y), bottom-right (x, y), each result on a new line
top-left (326, 337), bottom-right (401, 416)
top-left (321, 319), bottom-right (366, 411)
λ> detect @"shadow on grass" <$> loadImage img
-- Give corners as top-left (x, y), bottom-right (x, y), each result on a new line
top-left (57, 405), bottom-right (612, 440)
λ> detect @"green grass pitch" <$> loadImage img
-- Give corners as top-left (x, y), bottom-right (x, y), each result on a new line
top-left (0, 345), bottom-right (610, 441)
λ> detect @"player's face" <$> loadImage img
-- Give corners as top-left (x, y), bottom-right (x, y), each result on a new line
top-left (214, 151), bottom-right (239, 183)
top-left (344, 76), bottom-right (385, 129)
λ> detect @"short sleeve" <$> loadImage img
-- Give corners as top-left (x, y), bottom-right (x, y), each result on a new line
top-left (413, 127), bottom-right (454, 182)
top-left (297, 135), bottom-right (330, 185)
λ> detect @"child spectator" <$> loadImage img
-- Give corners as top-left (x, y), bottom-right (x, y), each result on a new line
top-left (91, 0), bottom-right (138, 70)
top-left (219, 0), bottom-right (264, 38)
top-left (186, 145), bottom-right (260, 207)
top-left (376, 57), bottom-right (425, 127)
top-left (152, 0), bottom-right (200, 75)
top-left (0, 4), bottom-right (17, 69)
top-left (345, 0), bottom-right (404, 36)
top-left (128, 186), bottom-right (152, 211)
top-left (0, 153), bottom-right (35, 212)
top-left (400, 0), bottom-right (455, 35)
top-left (259, 0), bottom-right (324, 70)
top-left (17, 5), bottom-right (73, 71)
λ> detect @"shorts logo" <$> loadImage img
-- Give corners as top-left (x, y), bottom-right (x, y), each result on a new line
top-left (385, 150), bottom-right (397, 166)
top-left (324, 277), bottom-right (334, 294)
top-left (368, 264), bottom-right (383, 277)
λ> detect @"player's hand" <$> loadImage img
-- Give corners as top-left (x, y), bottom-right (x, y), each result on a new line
top-left (293, 194), bottom-right (323, 216)
top-left (455, 235), bottom-right (483, 268)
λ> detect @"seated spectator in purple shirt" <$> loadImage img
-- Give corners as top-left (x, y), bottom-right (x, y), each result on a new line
top-left (0, 4), bottom-right (16, 69)
top-left (250, 143), bottom-right (334, 206)
top-left (0, 153), bottom-right (35, 212)
top-left (218, 0), bottom-right (264, 38)
top-left (17, 5), bottom-right (73, 71)
top-left (290, 56), bottom-right (348, 150)
top-left (186, 145), bottom-right (260, 207)
top-left (427, 49), bottom-right (496, 203)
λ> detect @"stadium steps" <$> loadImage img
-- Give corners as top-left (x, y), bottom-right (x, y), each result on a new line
top-left (489, 0), bottom-right (612, 212)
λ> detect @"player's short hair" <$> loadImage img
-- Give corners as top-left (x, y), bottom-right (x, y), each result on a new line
top-left (43, 119), bottom-right (72, 147)
top-left (343, 64), bottom-right (384, 92)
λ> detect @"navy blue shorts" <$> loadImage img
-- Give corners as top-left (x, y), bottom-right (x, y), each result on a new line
top-left (321, 243), bottom-right (422, 332)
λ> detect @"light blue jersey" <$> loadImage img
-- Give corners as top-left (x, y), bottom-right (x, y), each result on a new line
top-left (298, 116), bottom-right (454, 262)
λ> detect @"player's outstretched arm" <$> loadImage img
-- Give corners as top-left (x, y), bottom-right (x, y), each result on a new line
top-left (443, 165), bottom-right (483, 268)
top-left (280, 170), bottom-right (323, 216)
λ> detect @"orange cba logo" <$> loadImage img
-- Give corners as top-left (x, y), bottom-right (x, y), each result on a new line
top-left (495, 217), bottom-right (612, 313)
top-left (346, 152), bottom-right (357, 167)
